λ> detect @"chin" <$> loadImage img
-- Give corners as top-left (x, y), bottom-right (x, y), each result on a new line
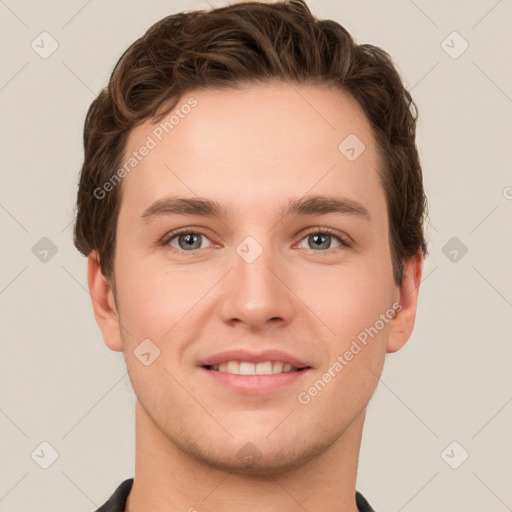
top-left (196, 447), bottom-right (311, 476)
top-left (183, 433), bottom-right (331, 477)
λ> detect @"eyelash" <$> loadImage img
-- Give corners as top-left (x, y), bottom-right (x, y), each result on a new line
top-left (160, 227), bottom-right (351, 254)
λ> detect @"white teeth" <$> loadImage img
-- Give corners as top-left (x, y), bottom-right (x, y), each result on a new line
top-left (239, 362), bottom-right (255, 375)
top-left (272, 361), bottom-right (283, 374)
top-left (255, 361), bottom-right (273, 375)
top-left (209, 360), bottom-right (301, 375)
top-left (226, 360), bottom-right (239, 374)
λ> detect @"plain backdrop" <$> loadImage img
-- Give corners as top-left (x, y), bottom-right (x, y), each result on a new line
top-left (1, 1), bottom-right (511, 511)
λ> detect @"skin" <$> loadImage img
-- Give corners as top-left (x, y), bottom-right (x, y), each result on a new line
top-left (88, 81), bottom-right (423, 512)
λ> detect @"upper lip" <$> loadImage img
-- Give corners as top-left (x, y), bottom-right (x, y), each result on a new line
top-left (197, 349), bottom-right (311, 369)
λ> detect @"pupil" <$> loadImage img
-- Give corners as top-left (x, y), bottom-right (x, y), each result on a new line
top-left (180, 233), bottom-right (200, 249)
top-left (310, 233), bottom-right (330, 250)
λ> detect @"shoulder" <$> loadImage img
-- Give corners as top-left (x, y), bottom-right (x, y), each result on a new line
top-left (93, 478), bottom-right (133, 512)
top-left (356, 490), bottom-right (376, 512)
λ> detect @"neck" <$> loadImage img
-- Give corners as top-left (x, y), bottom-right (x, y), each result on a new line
top-left (126, 400), bottom-right (364, 512)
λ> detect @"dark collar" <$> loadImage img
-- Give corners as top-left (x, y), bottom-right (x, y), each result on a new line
top-left (95, 479), bottom-right (376, 512)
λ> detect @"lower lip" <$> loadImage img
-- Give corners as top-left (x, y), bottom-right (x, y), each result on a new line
top-left (199, 367), bottom-right (311, 395)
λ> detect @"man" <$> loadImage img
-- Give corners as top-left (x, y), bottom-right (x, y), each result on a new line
top-left (73, 1), bottom-right (428, 510)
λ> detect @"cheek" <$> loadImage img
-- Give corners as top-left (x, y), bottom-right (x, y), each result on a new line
top-left (307, 264), bottom-right (392, 386)
top-left (296, 271), bottom-right (390, 416)
top-left (113, 258), bottom-right (223, 387)
top-left (114, 252), bottom-right (200, 336)
top-left (307, 261), bottom-right (392, 335)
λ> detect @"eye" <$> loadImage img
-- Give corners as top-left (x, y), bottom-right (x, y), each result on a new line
top-left (161, 227), bottom-right (350, 253)
top-left (296, 229), bottom-right (349, 251)
top-left (163, 230), bottom-right (213, 251)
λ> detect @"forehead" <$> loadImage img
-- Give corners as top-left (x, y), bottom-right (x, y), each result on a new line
top-left (118, 82), bottom-right (384, 220)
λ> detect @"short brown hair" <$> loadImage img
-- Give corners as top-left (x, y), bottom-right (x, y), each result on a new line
top-left (73, 0), bottom-right (428, 285)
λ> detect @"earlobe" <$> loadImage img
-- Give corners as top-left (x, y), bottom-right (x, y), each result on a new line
top-left (386, 250), bottom-right (423, 353)
top-left (87, 251), bottom-right (124, 352)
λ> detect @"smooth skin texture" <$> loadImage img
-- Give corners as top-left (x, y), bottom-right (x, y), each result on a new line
top-left (88, 82), bottom-right (423, 512)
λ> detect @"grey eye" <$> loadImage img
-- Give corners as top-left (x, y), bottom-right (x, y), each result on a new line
top-left (297, 233), bottom-right (342, 251)
top-left (169, 233), bottom-right (208, 251)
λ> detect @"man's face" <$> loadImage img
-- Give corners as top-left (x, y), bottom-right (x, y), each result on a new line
top-left (105, 82), bottom-right (404, 474)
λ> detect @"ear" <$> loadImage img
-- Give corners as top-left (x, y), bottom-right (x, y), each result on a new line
top-left (386, 250), bottom-right (423, 353)
top-left (87, 250), bottom-right (124, 352)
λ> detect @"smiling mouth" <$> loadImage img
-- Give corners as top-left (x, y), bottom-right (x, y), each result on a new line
top-left (202, 360), bottom-right (311, 375)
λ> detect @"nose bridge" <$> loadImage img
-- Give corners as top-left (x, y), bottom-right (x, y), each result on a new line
top-left (219, 234), bottom-right (295, 327)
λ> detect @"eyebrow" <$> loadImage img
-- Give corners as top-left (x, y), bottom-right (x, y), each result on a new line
top-left (139, 194), bottom-right (371, 224)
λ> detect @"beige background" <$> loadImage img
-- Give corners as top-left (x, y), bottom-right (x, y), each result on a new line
top-left (1, 1), bottom-right (511, 511)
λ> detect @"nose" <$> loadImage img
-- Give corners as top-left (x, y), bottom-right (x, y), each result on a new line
top-left (217, 239), bottom-right (296, 330)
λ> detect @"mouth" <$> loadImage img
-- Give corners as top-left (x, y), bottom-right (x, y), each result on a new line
top-left (199, 359), bottom-right (312, 395)
top-left (202, 360), bottom-right (311, 375)
top-left (197, 349), bottom-right (313, 394)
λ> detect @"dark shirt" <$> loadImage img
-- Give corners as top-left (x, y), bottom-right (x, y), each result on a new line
top-left (94, 478), bottom-right (376, 511)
